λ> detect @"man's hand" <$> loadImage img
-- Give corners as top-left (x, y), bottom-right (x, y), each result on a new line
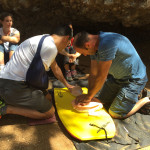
top-left (69, 86), bottom-right (83, 96)
top-left (68, 54), bottom-right (77, 63)
top-left (75, 94), bottom-right (92, 105)
top-left (67, 84), bottom-right (75, 91)
top-left (69, 52), bottom-right (81, 63)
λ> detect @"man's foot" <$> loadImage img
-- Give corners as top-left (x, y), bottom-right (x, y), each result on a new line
top-left (71, 69), bottom-right (78, 80)
top-left (0, 99), bottom-right (6, 119)
top-left (28, 114), bottom-right (57, 126)
top-left (66, 70), bottom-right (73, 82)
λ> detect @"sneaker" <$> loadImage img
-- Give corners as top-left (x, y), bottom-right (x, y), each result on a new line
top-left (71, 69), bottom-right (78, 80)
top-left (66, 70), bottom-right (73, 82)
top-left (0, 99), bottom-right (6, 119)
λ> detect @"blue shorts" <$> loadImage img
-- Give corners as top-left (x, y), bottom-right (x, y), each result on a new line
top-left (0, 43), bottom-right (18, 53)
top-left (98, 75), bottom-right (148, 117)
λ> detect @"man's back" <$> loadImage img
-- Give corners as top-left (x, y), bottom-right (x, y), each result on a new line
top-left (0, 35), bottom-right (57, 81)
top-left (91, 32), bottom-right (146, 80)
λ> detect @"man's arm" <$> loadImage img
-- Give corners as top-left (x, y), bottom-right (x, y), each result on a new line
top-left (50, 60), bottom-right (74, 89)
top-left (1, 31), bottom-right (20, 44)
top-left (75, 59), bottom-right (112, 104)
top-left (88, 59), bottom-right (112, 99)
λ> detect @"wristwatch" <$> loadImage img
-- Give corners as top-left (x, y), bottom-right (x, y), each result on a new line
top-left (0, 35), bottom-right (1, 40)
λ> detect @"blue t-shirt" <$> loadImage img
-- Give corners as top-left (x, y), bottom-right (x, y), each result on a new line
top-left (90, 32), bottom-right (146, 80)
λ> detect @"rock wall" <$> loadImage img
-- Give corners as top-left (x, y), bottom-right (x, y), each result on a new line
top-left (0, 0), bottom-right (150, 41)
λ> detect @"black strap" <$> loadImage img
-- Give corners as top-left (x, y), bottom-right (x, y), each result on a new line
top-left (36, 35), bottom-right (49, 55)
top-left (25, 34), bottom-right (50, 89)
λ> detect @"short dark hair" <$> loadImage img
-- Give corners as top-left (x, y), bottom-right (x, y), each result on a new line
top-left (0, 12), bottom-right (13, 21)
top-left (74, 31), bottom-right (90, 49)
top-left (53, 24), bottom-right (73, 40)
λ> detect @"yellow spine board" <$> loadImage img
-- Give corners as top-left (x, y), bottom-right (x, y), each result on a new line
top-left (54, 88), bottom-right (116, 141)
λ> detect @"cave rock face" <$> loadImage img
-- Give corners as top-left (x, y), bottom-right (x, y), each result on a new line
top-left (0, 0), bottom-right (150, 39)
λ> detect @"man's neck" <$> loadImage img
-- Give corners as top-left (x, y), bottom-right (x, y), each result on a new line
top-left (51, 34), bottom-right (62, 52)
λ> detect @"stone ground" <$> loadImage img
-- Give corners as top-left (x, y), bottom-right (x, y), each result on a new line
top-left (0, 41), bottom-right (150, 150)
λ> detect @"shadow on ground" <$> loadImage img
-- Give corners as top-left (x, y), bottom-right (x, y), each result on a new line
top-left (0, 114), bottom-right (75, 150)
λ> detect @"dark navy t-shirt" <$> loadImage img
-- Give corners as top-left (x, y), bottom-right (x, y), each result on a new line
top-left (90, 32), bottom-right (146, 80)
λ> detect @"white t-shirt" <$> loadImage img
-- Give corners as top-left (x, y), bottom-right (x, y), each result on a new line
top-left (0, 27), bottom-right (19, 51)
top-left (0, 35), bottom-right (58, 81)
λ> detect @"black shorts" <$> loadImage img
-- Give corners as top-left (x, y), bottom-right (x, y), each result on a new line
top-left (0, 78), bottom-right (52, 113)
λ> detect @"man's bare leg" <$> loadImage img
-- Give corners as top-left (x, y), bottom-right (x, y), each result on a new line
top-left (110, 97), bottom-right (150, 119)
top-left (6, 105), bottom-right (55, 119)
top-left (125, 97), bottom-right (150, 118)
top-left (3, 92), bottom-right (55, 119)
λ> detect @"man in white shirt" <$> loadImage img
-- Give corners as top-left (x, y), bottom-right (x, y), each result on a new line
top-left (0, 24), bottom-right (75, 119)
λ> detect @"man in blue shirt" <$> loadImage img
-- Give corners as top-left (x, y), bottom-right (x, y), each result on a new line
top-left (73, 31), bottom-right (149, 119)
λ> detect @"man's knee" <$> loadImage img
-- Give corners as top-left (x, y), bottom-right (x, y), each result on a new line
top-left (108, 109), bottom-right (124, 119)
